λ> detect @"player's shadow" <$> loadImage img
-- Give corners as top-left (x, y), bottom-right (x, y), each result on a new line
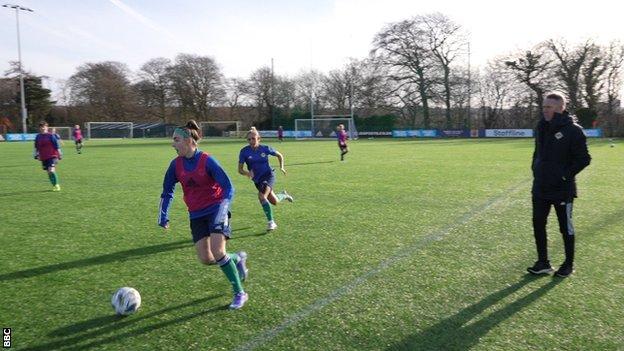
top-left (0, 189), bottom-right (50, 197)
top-left (0, 240), bottom-right (191, 282)
top-left (24, 294), bottom-right (225, 351)
top-left (288, 160), bottom-right (335, 167)
top-left (230, 230), bottom-right (269, 240)
top-left (1, 163), bottom-right (31, 168)
top-left (388, 275), bottom-right (562, 351)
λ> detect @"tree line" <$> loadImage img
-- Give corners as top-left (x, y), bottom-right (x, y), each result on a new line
top-left (1, 12), bottom-right (623, 135)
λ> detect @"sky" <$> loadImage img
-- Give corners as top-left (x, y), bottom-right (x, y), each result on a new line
top-left (1, 0), bottom-right (623, 100)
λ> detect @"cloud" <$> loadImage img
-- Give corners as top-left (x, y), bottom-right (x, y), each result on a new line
top-left (108, 0), bottom-right (176, 41)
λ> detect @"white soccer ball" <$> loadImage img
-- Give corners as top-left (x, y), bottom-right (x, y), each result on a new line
top-left (111, 287), bottom-right (141, 315)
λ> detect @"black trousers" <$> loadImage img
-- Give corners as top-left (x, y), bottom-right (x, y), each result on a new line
top-left (532, 196), bottom-right (575, 265)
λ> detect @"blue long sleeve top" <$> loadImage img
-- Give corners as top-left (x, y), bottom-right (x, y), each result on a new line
top-left (159, 150), bottom-right (234, 226)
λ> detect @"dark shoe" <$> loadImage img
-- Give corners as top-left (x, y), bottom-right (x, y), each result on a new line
top-left (555, 263), bottom-right (575, 278)
top-left (527, 261), bottom-right (554, 275)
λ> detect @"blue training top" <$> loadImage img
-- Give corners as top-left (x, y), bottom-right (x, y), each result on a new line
top-left (238, 144), bottom-right (277, 183)
top-left (159, 149), bottom-right (234, 226)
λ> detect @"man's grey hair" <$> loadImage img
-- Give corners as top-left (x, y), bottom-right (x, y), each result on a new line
top-left (545, 92), bottom-right (566, 105)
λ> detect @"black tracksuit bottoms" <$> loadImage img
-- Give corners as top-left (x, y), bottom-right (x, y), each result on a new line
top-left (532, 196), bottom-right (575, 265)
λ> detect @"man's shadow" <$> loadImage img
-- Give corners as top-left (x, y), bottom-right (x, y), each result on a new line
top-left (23, 294), bottom-right (226, 351)
top-left (388, 275), bottom-right (562, 351)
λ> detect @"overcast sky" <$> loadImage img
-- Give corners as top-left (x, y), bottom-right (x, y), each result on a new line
top-left (1, 0), bottom-right (623, 98)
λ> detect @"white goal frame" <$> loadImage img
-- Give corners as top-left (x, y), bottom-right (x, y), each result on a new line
top-left (294, 117), bottom-right (358, 140)
top-left (48, 126), bottom-right (72, 140)
top-left (199, 121), bottom-right (241, 138)
top-left (85, 122), bottom-right (134, 139)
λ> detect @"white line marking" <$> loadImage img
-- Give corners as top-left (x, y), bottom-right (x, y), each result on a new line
top-left (236, 180), bottom-right (529, 351)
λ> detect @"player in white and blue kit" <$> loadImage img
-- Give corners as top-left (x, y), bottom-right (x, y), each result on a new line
top-left (238, 127), bottom-right (293, 231)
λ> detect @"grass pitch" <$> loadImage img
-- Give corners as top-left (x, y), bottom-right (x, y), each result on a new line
top-left (1, 137), bottom-right (622, 350)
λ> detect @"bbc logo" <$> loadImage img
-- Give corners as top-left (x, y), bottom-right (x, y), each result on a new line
top-left (3, 328), bottom-right (10, 348)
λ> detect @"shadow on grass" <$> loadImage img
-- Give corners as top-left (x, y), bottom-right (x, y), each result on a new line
top-left (2, 226), bottom-right (253, 282)
top-left (581, 207), bottom-right (624, 234)
top-left (0, 240), bottom-right (191, 282)
top-left (0, 189), bottom-right (51, 198)
top-left (24, 294), bottom-right (225, 351)
top-left (0, 163), bottom-right (32, 169)
top-left (288, 160), bottom-right (335, 167)
top-left (388, 275), bottom-right (562, 351)
top-left (230, 230), bottom-right (269, 240)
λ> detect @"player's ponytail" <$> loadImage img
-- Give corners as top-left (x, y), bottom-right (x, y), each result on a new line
top-left (185, 120), bottom-right (201, 143)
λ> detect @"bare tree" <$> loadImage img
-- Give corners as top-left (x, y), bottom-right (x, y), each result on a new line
top-left (581, 45), bottom-right (608, 113)
top-left (372, 18), bottom-right (436, 128)
top-left (168, 54), bottom-right (225, 120)
top-left (292, 69), bottom-right (325, 116)
top-left (247, 66), bottom-right (273, 124)
top-left (475, 60), bottom-right (518, 128)
top-left (603, 41), bottom-right (624, 134)
top-left (391, 84), bottom-right (422, 127)
top-left (504, 47), bottom-right (553, 119)
top-left (68, 61), bottom-right (134, 121)
top-left (273, 76), bottom-right (296, 116)
top-left (547, 39), bottom-right (597, 112)
top-left (321, 68), bottom-right (350, 114)
top-left (136, 57), bottom-right (172, 122)
top-left (345, 58), bottom-right (393, 117)
top-left (423, 13), bottom-right (468, 128)
top-left (223, 78), bottom-right (250, 121)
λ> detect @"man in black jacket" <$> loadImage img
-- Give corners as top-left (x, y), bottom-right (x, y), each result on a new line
top-left (527, 92), bottom-right (591, 277)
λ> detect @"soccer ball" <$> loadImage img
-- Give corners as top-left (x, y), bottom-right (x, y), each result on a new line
top-left (111, 287), bottom-right (141, 315)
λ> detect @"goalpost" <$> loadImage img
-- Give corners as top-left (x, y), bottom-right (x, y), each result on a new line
top-left (199, 121), bottom-right (241, 138)
top-left (48, 126), bottom-right (72, 140)
top-left (294, 116), bottom-right (358, 140)
top-left (85, 122), bottom-right (133, 139)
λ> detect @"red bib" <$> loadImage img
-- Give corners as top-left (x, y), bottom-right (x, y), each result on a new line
top-left (175, 152), bottom-right (223, 212)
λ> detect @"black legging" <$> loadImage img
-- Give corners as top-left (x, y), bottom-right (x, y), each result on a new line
top-left (532, 196), bottom-right (575, 264)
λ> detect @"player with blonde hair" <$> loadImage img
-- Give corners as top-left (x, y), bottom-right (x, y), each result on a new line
top-left (238, 127), bottom-right (293, 231)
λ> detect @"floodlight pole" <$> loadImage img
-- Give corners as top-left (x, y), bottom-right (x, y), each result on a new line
top-left (467, 41), bottom-right (471, 130)
top-left (271, 58), bottom-right (275, 128)
top-left (3, 4), bottom-right (33, 133)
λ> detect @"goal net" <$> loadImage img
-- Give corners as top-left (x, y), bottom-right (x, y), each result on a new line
top-left (85, 122), bottom-right (134, 139)
top-left (48, 126), bottom-right (72, 140)
top-left (199, 121), bottom-right (241, 138)
top-left (294, 117), bottom-right (358, 140)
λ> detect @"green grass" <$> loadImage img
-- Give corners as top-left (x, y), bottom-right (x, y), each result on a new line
top-left (1, 137), bottom-right (622, 351)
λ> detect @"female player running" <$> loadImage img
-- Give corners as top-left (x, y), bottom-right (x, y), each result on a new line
top-left (50, 127), bottom-right (64, 146)
top-left (238, 127), bottom-right (293, 231)
top-left (158, 120), bottom-right (249, 309)
top-left (34, 121), bottom-right (62, 191)
top-left (72, 125), bottom-right (84, 154)
top-left (337, 124), bottom-right (349, 161)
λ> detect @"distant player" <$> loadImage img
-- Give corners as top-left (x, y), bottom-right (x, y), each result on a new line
top-left (277, 125), bottom-right (284, 142)
top-left (238, 127), bottom-right (293, 231)
top-left (158, 120), bottom-right (249, 309)
top-left (50, 127), bottom-right (64, 146)
top-left (337, 124), bottom-right (349, 161)
top-left (34, 121), bottom-right (62, 191)
top-left (72, 125), bottom-right (84, 154)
